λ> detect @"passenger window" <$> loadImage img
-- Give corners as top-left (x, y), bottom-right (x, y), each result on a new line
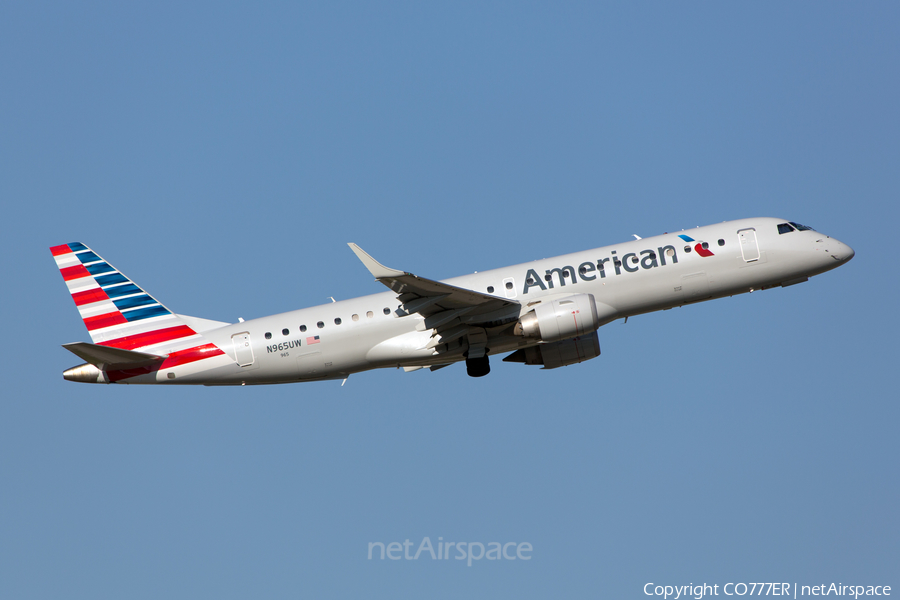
top-left (701, 242), bottom-right (709, 249)
top-left (777, 223), bottom-right (795, 234)
top-left (718, 239), bottom-right (725, 246)
top-left (317, 321), bottom-right (324, 329)
top-left (383, 307), bottom-right (390, 315)
top-left (366, 311), bottom-right (373, 318)
top-left (282, 328), bottom-right (289, 336)
top-left (505, 281), bottom-right (513, 289)
top-left (352, 314), bottom-right (359, 321)
top-left (334, 318), bottom-right (341, 325)
top-left (684, 245), bottom-right (692, 253)
top-left (487, 286), bottom-right (494, 293)
top-left (265, 332), bottom-right (272, 340)
top-left (300, 325), bottom-right (307, 332)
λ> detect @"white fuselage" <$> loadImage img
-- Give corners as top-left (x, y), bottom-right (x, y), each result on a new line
top-left (109, 217), bottom-right (854, 384)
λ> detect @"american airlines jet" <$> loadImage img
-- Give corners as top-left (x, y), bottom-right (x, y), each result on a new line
top-left (52, 218), bottom-right (853, 385)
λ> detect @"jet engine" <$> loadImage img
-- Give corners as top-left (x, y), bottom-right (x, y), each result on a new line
top-left (513, 294), bottom-right (600, 343)
top-left (503, 331), bottom-right (601, 369)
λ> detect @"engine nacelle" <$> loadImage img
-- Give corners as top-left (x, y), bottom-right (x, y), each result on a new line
top-left (503, 331), bottom-right (601, 369)
top-left (514, 293), bottom-right (600, 343)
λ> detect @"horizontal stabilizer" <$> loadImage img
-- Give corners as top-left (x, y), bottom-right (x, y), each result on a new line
top-left (62, 342), bottom-right (165, 370)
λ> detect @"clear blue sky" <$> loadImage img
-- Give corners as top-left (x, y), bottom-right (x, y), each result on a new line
top-left (2, 2), bottom-right (897, 598)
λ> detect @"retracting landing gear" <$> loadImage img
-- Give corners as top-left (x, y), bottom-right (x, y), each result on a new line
top-left (464, 327), bottom-right (490, 377)
top-left (466, 355), bottom-right (490, 378)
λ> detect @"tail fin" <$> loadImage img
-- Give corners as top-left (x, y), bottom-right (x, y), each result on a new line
top-left (50, 243), bottom-right (206, 353)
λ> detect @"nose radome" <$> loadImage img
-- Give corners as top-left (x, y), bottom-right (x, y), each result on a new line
top-left (842, 243), bottom-right (855, 262)
top-left (829, 239), bottom-right (855, 263)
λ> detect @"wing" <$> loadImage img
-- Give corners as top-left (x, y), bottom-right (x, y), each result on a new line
top-left (348, 244), bottom-right (521, 345)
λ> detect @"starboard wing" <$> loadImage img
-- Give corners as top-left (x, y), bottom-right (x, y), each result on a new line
top-left (347, 243), bottom-right (520, 330)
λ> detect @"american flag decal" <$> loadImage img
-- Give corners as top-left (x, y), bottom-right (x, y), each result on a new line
top-left (307, 335), bottom-right (320, 345)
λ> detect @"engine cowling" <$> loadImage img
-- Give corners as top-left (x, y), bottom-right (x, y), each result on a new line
top-left (514, 293), bottom-right (600, 343)
top-left (503, 331), bottom-right (601, 369)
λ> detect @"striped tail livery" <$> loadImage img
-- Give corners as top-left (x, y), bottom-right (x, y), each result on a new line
top-left (51, 243), bottom-right (230, 383)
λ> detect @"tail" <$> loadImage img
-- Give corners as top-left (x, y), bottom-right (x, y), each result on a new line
top-left (50, 243), bottom-right (228, 381)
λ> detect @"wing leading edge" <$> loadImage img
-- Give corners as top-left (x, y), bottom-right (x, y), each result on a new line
top-left (347, 243), bottom-right (520, 323)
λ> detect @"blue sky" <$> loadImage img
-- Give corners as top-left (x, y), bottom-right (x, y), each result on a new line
top-left (1, 2), bottom-right (897, 598)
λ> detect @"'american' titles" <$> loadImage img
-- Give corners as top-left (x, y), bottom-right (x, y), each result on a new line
top-left (523, 245), bottom-right (679, 294)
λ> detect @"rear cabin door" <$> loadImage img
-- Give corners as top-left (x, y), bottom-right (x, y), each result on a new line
top-left (738, 228), bottom-right (760, 262)
top-left (232, 332), bottom-right (255, 366)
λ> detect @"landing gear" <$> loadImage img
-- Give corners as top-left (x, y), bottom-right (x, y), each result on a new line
top-left (466, 355), bottom-right (490, 378)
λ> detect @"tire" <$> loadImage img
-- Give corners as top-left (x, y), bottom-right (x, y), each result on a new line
top-left (466, 355), bottom-right (490, 377)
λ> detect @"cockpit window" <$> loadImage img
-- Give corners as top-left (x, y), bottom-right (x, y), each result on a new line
top-left (789, 222), bottom-right (814, 231)
top-left (777, 223), bottom-right (795, 234)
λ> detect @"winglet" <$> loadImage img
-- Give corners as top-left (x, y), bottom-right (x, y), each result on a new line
top-left (347, 243), bottom-right (406, 279)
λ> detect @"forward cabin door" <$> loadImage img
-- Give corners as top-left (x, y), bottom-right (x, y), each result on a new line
top-left (232, 332), bottom-right (255, 366)
top-left (738, 228), bottom-right (760, 262)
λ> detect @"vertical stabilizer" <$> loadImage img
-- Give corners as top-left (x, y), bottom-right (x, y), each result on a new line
top-left (49, 243), bottom-right (224, 362)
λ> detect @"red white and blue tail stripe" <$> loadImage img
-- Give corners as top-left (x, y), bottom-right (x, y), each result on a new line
top-left (50, 243), bottom-right (227, 380)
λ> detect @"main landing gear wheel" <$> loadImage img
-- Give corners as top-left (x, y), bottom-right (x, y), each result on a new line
top-left (466, 355), bottom-right (490, 378)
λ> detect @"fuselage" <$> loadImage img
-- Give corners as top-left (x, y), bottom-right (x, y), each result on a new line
top-left (58, 218), bottom-right (854, 385)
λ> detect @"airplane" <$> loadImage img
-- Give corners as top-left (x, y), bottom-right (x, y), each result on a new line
top-left (51, 217), bottom-right (853, 385)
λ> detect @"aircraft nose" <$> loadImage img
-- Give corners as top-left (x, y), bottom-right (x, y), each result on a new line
top-left (830, 239), bottom-right (855, 263)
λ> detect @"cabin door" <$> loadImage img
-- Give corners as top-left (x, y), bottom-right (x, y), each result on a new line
top-left (232, 332), bottom-right (255, 367)
top-left (738, 228), bottom-right (760, 262)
